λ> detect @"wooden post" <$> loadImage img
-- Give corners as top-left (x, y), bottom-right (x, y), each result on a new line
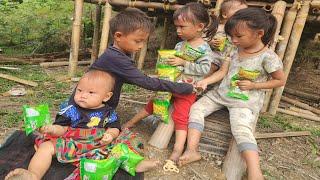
top-left (91, 5), bottom-right (102, 63)
top-left (261, 0), bottom-right (287, 112)
top-left (148, 108), bottom-right (174, 149)
top-left (269, 1), bottom-right (311, 115)
top-left (222, 116), bottom-right (259, 179)
top-left (160, 17), bottom-right (169, 49)
top-left (137, 40), bottom-right (148, 70)
top-left (275, 4), bottom-right (299, 60)
top-left (99, 2), bottom-right (112, 56)
top-left (68, 0), bottom-right (84, 77)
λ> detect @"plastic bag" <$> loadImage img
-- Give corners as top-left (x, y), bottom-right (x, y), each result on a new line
top-left (80, 157), bottom-right (120, 180)
top-left (109, 143), bottom-right (144, 176)
top-left (227, 68), bottom-right (260, 101)
top-left (153, 99), bottom-right (171, 124)
top-left (157, 50), bottom-right (177, 67)
top-left (174, 43), bottom-right (205, 62)
top-left (23, 104), bottom-right (51, 135)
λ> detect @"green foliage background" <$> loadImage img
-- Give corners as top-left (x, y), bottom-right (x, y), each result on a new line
top-left (0, 0), bottom-right (94, 55)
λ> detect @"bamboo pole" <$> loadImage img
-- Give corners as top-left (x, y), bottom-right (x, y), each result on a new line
top-left (137, 40), bottom-right (148, 70)
top-left (82, 0), bottom-right (183, 10)
top-left (160, 17), bottom-right (169, 49)
top-left (0, 73), bottom-right (38, 87)
top-left (91, 5), bottom-right (102, 63)
top-left (276, 4), bottom-right (299, 60)
top-left (284, 87), bottom-right (320, 102)
top-left (289, 106), bottom-right (317, 116)
top-left (277, 108), bottom-right (320, 122)
top-left (68, 0), bottom-right (84, 77)
top-left (41, 61), bottom-right (91, 68)
top-left (255, 131), bottom-right (311, 139)
top-left (281, 96), bottom-right (320, 115)
top-left (99, 2), bottom-right (112, 56)
top-left (269, 1), bottom-right (311, 115)
top-left (148, 108), bottom-right (174, 149)
top-left (261, 0), bottom-right (287, 112)
top-left (311, 0), bottom-right (320, 8)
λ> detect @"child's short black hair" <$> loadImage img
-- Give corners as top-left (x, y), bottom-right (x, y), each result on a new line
top-left (225, 8), bottom-right (277, 46)
top-left (110, 8), bottom-right (153, 36)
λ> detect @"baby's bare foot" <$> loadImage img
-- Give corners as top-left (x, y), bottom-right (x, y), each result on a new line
top-left (5, 168), bottom-right (38, 180)
top-left (136, 159), bottom-right (161, 172)
top-left (178, 150), bottom-right (201, 167)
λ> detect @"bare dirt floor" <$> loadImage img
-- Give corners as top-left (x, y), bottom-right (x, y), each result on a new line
top-left (0, 60), bottom-right (319, 180)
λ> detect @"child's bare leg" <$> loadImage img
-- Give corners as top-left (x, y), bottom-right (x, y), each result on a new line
top-left (169, 130), bottom-right (187, 163)
top-left (242, 150), bottom-right (263, 180)
top-left (135, 159), bottom-right (161, 172)
top-left (122, 108), bottom-right (150, 129)
top-left (178, 128), bottom-right (201, 166)
top-left (6, 141), bottom-right (55, 180)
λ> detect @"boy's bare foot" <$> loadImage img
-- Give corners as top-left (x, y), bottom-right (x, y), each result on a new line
top-left (178, 150), bottom-right (201, 167)
top-left (136, 159), bottom-right (161, 172)
top-left (169, 148), bottom-right (184, 163)
top-left (5, 168), bottom-right (38, 180)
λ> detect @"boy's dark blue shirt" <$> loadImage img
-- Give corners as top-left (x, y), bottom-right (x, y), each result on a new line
top-left (90, 46), bottom-right (193, 109)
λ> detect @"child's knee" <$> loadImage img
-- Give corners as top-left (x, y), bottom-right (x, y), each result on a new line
top-left (38, 141), bottom-right (55, 155)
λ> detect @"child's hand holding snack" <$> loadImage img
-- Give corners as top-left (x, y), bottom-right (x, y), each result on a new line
top-left (166, 57), bottom-right (186, 66)
top-left (39, 125), bottom-right (55, 135)
top-left (100, 132), bottom-right (114, 145)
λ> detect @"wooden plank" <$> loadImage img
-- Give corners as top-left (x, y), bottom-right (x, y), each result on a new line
top-left (255, 131), bottom-right (311, 139)
top-left (277, 108), bottom-right (320, 122)
top-left (0, 73), bottom-right (38, 87)
top-left (281, 96), bottom-right (320, 115)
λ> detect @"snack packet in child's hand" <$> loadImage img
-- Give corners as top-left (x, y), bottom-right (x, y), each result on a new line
top-left (157, 50), bottom-right (177, 67)
top-left (23, 104), bottom-right (51, 135)
top-left (153, 99), bottom-right (170, 124)
top-left (109, 143), bottom-right (144, 176)
top-left (80, 157), bottom-right (120, 180)
top-left (156, 64), bottom-right (180, 81)
top-left (174, 43), bottom-right (205, 62)
top-left (227, 74), bottom-right (249, 101)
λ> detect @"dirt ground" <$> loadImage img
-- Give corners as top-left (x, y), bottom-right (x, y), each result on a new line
top-left (0, 57), bottom-right (319, 180)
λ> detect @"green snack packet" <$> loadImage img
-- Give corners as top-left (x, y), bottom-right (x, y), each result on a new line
top-left (110, 143), bottom-right (144, 176)
top-left (174, 43), bottom-right (205, 62)
top-left (212, 33), bottom-right (229, 52)
top-left (227, 74), bottom-right (249, 101)
top-left (153, 99), bottom-right (171, 124)
top-left (23, 104), bottom-right (51, 135)
top-left (80, 157), bottom-right (120, 180)
top-left (238, 67), bottom-right (260, 80)
top-left (157, 50), bottom-right (177, 67)
top-left (156, 64), bottom-right (180, 81)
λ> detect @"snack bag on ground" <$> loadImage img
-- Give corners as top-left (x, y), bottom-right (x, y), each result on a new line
top-left (23, 104), bottom-right (51, 135)
top-left (80, 158), bottom-right (120, 180)
top-left (109, 143), bottom-right (144, 176)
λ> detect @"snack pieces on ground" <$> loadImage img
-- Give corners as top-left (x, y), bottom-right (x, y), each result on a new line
top-left (227, 67), bottom-right (260, 101)
top-left (23, 104), bottom-right (52, 135)
top-left (80, 158), bottom-right (120, 180)
top-left (163, 159), bottom-right (179, 173)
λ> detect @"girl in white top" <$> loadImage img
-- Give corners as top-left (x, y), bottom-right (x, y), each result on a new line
top-left (180, 8), bottom-right (286, 180)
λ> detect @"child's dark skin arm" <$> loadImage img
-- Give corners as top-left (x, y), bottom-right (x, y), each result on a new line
top-left (238, 69), bottom-right (286, 90)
